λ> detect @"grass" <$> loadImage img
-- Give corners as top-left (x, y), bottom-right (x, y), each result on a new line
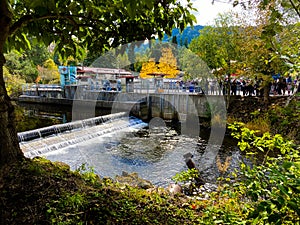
top-left (0, 157), bottom-right (202, 225)
top-left (244, 116), bottom-right (271, 135)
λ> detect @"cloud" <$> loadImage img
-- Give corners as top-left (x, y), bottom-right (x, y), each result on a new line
top-left (181, 0), bottom-right (242, 25)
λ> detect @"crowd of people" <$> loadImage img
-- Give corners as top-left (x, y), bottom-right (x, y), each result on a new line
top-left (174, 75), bottom-right (299, 96)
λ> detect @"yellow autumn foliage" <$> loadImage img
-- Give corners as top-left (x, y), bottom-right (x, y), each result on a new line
top-left (37, 59), bottom-right (60, 84)
top-left (139, 58), bottom-right (158, 79)
top-left (3, 66), bottom-right (26, 97)
top-left (158, 47), bottom-right (179, 78)
top-left (139, 48), bottom-right (179, 79)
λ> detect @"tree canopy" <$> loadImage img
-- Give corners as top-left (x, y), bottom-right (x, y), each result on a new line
top-left (140, 47), bottom-right (179, 79)
top-left (189, 12), bottom-right (242, 78)
top-left (3, 0), bottom-right (196, 57)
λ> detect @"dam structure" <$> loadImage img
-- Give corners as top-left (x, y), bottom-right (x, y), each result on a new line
top-left (18, 91), bottom-right (227, 122)
top-left (19, 112), bottom-right (147, 158)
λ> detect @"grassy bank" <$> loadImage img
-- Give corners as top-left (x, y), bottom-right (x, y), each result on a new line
top-left (0, 157), bottom-right (202, 225)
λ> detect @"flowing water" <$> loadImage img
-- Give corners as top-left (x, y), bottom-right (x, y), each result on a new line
top-left (19, 113), bottom-right (243, 187)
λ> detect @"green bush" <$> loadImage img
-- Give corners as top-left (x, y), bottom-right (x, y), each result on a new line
top-left (227, 122), bottom-right (300, 224)
top-left (176, 123), bottom-right (300, 224)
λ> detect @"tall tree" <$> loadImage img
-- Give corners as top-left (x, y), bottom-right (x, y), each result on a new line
top-left (37, 59), bottom-right (60, 84)
top-left (157, 47), bottom-right (179, 78)
top-left (178, 47), bottom-right (211, 81)
top-left (190, 12), bottom-right (242, 76)
top-left (0, 0), bottom-right (196, 166)
top-left (171, 36), bottom-right (178, 45)
top-left (189, 12), bottom-right (242, 107)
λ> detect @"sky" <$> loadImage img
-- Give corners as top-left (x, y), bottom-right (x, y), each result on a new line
top-left (181, 0), bottom-right (242, 25)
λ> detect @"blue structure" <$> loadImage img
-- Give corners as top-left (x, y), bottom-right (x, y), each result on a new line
top-left (272, 73), bottom-right (281, 80)
top-left (59, 66), bottom-right (77, 88)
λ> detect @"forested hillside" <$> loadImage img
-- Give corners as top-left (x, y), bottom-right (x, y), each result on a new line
top-left (163, 25), bottom-right (205, 46)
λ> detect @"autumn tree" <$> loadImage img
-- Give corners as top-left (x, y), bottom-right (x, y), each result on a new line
top-left (139, 58), bottom-right (159, 79)
top-left (157, 47), bottom-right (179, 78)
top-left (139, 47), bottom-right (179, 79)
top-left (232, 1), bottom-right (300, 100)
top-left (37, 59), bottom-right (60, 84)
top-left (212, 0), bottom-right (299, 100)
top-left (0, 0), bottom-right (196, 166)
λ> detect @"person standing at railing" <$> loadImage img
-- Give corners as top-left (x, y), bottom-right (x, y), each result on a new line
top-left (210, 80), bottom-right (215, 95)
top-left (175, 81), bottom-right (180, 92)
top-left (231, 79), bottom-right (237, 95)
top-left (287, 82), bottom-right (292, 95)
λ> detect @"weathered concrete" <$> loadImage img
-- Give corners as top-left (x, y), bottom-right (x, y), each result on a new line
top-left (18, 93), bottom-right (292, 121)
top-left (18, 93), bottom-right (220, 121)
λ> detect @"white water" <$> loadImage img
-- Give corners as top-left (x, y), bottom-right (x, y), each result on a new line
top-left (18, 112), bottom-right (128, 142)
top-left (19, 114), bottom-right (242, 187)
top-left (20, 116), bottom-right (146, 158)
top-left (40, 130), bottom-right (201, 187)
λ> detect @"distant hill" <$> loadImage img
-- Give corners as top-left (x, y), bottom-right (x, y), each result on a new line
top-left (162, 25), bottom-right (205, 46)
top-left (131, 25), bottom-right (205, 54)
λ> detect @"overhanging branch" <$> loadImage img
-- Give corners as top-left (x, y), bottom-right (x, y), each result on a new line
top-left (9, 13), bottom-right (108, 36)
top-left (288, 0), bottom-right (300, 18)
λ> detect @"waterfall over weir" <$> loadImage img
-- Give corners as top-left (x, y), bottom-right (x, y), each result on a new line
top-left (18, 112), bottom-right (128, 142)
top-left (19, 112), bottom-right (148, 158)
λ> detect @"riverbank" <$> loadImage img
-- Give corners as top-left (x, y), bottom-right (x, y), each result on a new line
top-left (0, 157), bottom-right (202, 224)
top-left (227, 95), bottom-right (300, 144)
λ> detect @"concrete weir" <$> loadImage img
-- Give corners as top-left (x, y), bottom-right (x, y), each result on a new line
top-left (18, 92), bottom-right (227, 121)
top-left (18, 112), bottom-right (128, 142)
top-left (18, 112), bottom-right (148, 158)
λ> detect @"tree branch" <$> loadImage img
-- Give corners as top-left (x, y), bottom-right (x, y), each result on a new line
top-left (9, 13), bottom-right (107, 36)
top-left (288, 0), bottom-right (300, 18)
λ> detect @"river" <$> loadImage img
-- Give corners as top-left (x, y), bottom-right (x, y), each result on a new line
top-left (17, 103), bottom-right (242, 187)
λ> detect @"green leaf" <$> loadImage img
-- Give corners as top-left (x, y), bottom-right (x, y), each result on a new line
top-left (282, 161), bottom-right (293, 169)
top-left (144, 1), bottom-right (153, 9)
top-left (287, 200), bottom-right (300, 216)
top-left (278, 184), bottom-right (289, 196)
top-left (21, 33), bottom-right (31, 50)
top-left (35, 6), bottom-right (48, 16)
top-left (276, 195), bottom-right (285, 206)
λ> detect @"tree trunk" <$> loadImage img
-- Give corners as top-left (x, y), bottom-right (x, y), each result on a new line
top-left (226, 60), bottom-right (231, 110)
top-left (226, 74), bottom-right (231, 110)
top-left (0, 1), bottom-right (24, 167)
top-left (263, 81), bottom-right (271, 103)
